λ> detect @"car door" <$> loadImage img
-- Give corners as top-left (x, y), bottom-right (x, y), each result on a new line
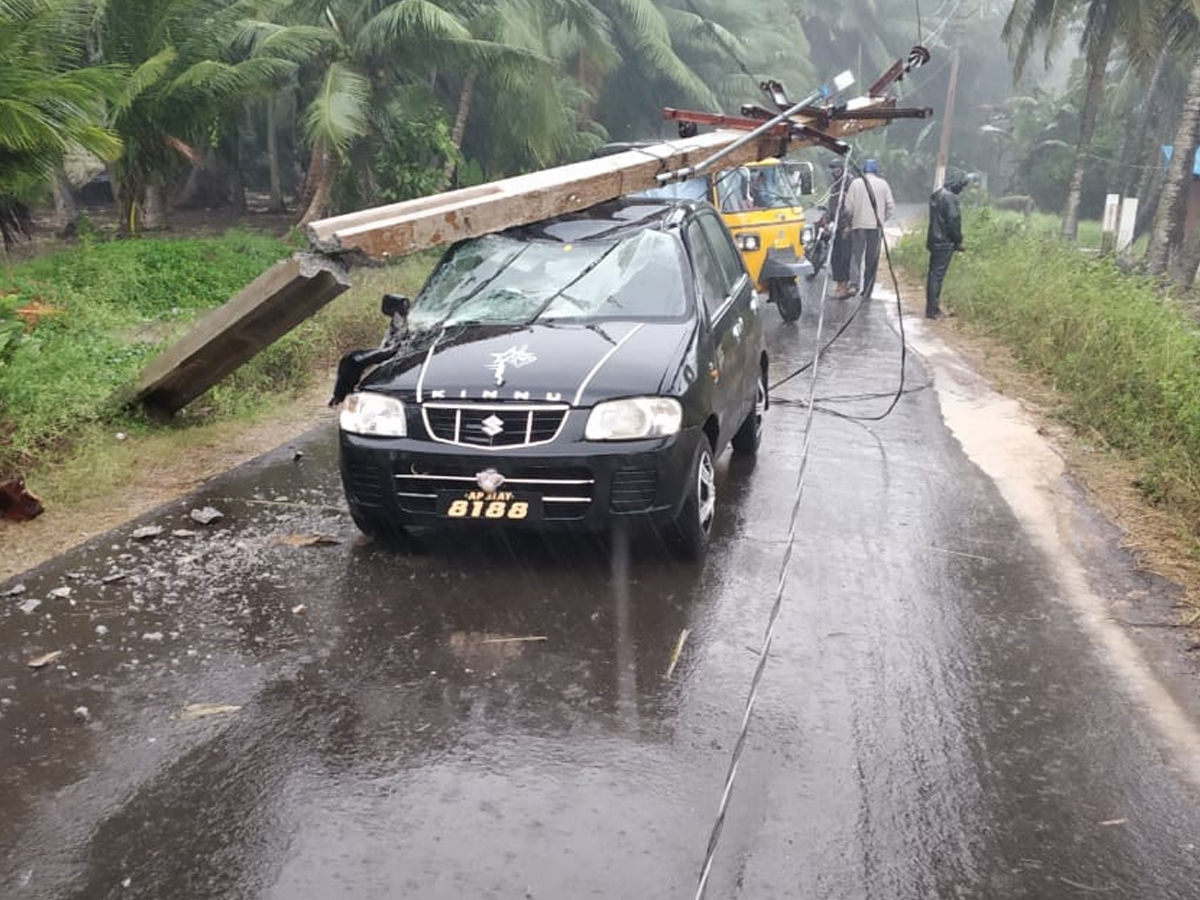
top-left (691, 210), bottom-right (757, 441)
top-left (684, 211), bottom-right (753, 450)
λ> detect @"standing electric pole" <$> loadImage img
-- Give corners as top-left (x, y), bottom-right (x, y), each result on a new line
top-left (934, 13), bottom-right (965, 190)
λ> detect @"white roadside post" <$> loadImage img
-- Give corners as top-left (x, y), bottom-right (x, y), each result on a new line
top-left (1117, 198), bottom-right (1139, 252)
top-left (1101, 193), bottom-right (1120, 255)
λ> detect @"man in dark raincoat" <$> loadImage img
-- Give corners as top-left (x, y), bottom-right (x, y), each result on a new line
top-left (925, 169), bottom-right (970, 319)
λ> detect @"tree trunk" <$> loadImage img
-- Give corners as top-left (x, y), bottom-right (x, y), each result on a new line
top-left (1176, 197), bottom-right (1200, 285)
top-left (51, 170), bottom-right (79, 237)
top-left (1145, 47), bottom-right (1200, 277)
top-left (1132, 162), bottom-right (1163, 244)
top-left (442, 67), bottom-right (478, 187)
top-left (1116, 47), bottom-right (1168, 199)
top-left (266, 95), bottom-right (286, 212)
top-left (1060, 1), bottom-right (1118, 241)
top-left (140, 182), bottom-right (168, 230)
top-left (299, 140), bottom-right (334, 225)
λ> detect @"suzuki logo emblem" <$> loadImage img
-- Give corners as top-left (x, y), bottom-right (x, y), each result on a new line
top-left (480, 414), bottom-right (505, 437)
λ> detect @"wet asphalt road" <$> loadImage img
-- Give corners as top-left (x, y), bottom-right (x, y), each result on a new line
top-left (4, 285), bottom-right (1200, 900)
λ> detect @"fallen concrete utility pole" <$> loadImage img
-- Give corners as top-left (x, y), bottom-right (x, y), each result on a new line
top-left (305, 128), bottom-right (787, 263)
top-left (135, 254), bottom-right (350, 413)
top-left (134, 51), bottom-right (931, 415)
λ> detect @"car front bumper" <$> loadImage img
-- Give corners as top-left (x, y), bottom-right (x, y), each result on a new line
top-left (339, 425), bottom-right (704, 532)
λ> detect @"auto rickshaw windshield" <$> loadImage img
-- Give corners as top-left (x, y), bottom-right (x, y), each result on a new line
top-left (715, 165), bottom-right (801, 213)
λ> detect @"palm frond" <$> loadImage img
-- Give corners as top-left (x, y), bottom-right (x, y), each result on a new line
top-left (116, 47), bottom-right (178, 110)
top-left (356, 0), bottom-right (472, 57)
top-left (304, 60), bottom-right (370, 156)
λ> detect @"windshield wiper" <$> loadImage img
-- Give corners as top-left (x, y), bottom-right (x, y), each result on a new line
top-left (524, 241), bottom-right (624, 325)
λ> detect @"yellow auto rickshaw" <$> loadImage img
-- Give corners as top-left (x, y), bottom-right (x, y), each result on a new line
top-left (711, 159), bottom-right (813, 322)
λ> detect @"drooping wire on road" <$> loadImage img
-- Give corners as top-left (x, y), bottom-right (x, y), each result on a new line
top-left (691, 152), bottom-right (852, 900)
top-left (770, 154), bottom-right (916, 422)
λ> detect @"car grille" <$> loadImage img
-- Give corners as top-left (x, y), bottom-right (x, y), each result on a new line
top-left (422, 402), bottom-right (569, 449)
top-left (610, 467), bottom-right (658, 512)
top-left (395, 463), bottom-right (595, 521)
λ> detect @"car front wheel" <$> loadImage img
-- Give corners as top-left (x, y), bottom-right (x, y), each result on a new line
top-left (731, 369), bottom-right (766, 456)
top-left (668, 437), bottom-right (716, 560)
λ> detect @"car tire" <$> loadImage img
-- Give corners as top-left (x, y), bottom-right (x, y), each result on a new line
top-left (731, 369), bottom-right (766, 456)
top-left (349, 507), bottom-right (408, 547)
top-left (768, 278), bottom-right (802, 322)
top-left (668, 436), bottom-right (716, 560)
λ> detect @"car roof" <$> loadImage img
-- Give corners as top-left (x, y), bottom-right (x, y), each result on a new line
top-left (506, 195), bottom-right (707, 244)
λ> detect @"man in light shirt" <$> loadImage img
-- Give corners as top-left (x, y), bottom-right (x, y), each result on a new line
top-left (841, 159), bottom-right (896, 300)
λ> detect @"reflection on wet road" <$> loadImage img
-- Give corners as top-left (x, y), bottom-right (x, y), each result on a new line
top-left (4, 288), bottom-right (1200, 899)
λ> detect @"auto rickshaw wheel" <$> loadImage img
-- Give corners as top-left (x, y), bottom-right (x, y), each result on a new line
top-left (768, 278), bottom-right (803, 323)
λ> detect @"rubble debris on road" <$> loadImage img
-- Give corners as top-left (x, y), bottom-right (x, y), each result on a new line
top-left (26, 650), bottom-right (64, 669)
top-left (17, 598), bottom-right (42, 614)
top-left (190, 506), bottom-right (224, 525)
top-left (48, 587), bottom-right (72, 600)
top-left (277, 533), bottom-right (341, 547)
top-left (2, 584), bottom-right (26, 596)
top-left (180, 703), bottom-right (242, 720)
top-left (131, 525), bottom-right (164, 541)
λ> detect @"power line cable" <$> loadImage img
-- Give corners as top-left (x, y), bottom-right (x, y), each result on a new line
top-left (691, 150), bottom-right (852, 900)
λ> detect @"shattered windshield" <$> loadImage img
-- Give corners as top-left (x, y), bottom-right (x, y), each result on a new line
top-left (715, 164), bottom-right (801, 212)
top-left (410, 230), bottom-right (689, 329)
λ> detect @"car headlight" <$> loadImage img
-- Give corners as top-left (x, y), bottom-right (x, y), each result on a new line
top-left (585, 397), bottom-right (682, 440)
top-left (339, 392), bottom-right (407, 437)
top-left (801, 226), bottom-right (814, 244)
top-left (735, 233), bottom-right (761, 252)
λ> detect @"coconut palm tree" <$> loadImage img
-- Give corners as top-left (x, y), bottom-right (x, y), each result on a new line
top-left (1146, 45), bottom-right (1200, 279)
top-left (0, 0), bottom-right (122, 248)
top-left (1003, 0), bottom-right (1142, 241)
top-left (283, 0), bottom-right (538, 223)
top-left (92, 0), bottom-right (298, 231)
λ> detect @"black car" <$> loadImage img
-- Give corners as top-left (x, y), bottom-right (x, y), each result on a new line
top-left (332, 195), bottom-right (767, 559)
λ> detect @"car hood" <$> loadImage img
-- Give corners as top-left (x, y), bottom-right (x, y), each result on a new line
top-left (362, 321), bottom-right (693, 407)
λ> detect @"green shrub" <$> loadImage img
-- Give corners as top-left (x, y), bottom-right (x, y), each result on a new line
top-left (897, 207), bottom-right (1200, 529)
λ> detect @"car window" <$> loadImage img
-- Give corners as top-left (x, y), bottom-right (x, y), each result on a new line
top-left (410, 230), bottom-right (689, 328)
top-left (686, 220), bottom-right (730, 319)
top-left (696, 213), bottom-right (746, 289)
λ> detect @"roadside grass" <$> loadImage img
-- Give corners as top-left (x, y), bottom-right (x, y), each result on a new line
top-left (894, 206), bottom-right (1200, 557)
top-left (0, 229), bottom-right (435, 504)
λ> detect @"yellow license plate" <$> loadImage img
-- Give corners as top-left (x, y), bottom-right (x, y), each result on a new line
top-left (436, 490), bottom-right (541, 521)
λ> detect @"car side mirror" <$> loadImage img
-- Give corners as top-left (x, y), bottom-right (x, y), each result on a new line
top-left (381, 293), bottom-right (409, 317)
top-left (798, 170), bottom-right (814, 195)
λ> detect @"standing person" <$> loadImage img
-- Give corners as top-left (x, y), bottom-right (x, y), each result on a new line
top-left (925, 168), bottom-right (970, 319)
top-left (826, 158), bottom-right (854, 299)
top-left (842, 158), bottom-right (896, 300)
